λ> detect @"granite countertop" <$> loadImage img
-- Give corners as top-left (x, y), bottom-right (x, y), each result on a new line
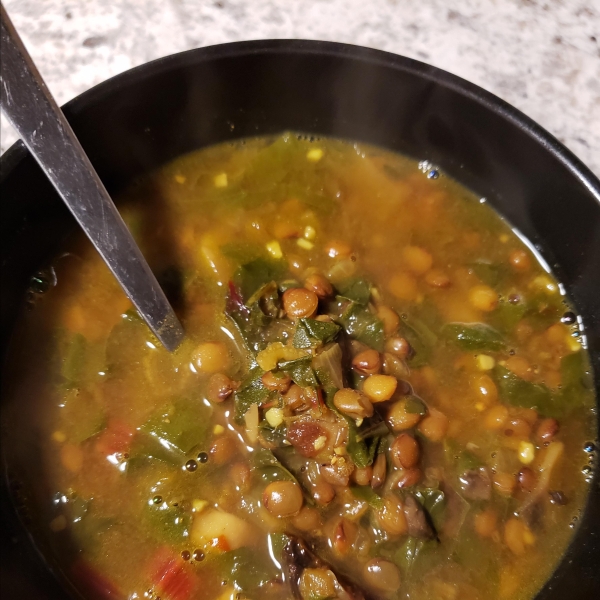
top-left (1, 0), bottom-right (599, 176)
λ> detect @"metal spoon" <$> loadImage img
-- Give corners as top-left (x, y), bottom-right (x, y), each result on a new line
top-left (0, 4), bottom-right (184, 351)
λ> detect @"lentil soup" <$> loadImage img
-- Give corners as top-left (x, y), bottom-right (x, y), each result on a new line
top-left (2, 134), bottom-right (596, 600)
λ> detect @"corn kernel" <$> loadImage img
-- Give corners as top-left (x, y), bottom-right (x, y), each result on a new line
top-left (52, 431), bottom-right (66, 443)
top-left (475, 402), bottom-right (486, 411)
top-left (518, 441), bottom-right (535, 464)
top-left (174, 174), bottom-right (186, 184)
top-left (314, 435), bottom-right (327, 451)
top-left (334, 446), bottom-right (345, 455)
top-left (265, 240), bottom-right (283, 259)
top-left (192, 499), bottom-right (209, 513)
top-left (297, 238), bottom-right (314, 250)
top-left (531, 275), bottom-right (557, 294)
top-left (214, 172), bottom-right (228, 188)
top-left (303, 225), bottom-right (316, 241)
top-left (213, 424), bottom-right (225, 435)
top-left (306, 148), bottom-right (323, 162)
top-left (265, 407), bottom-right (284, 428)
top-left (476, 354), bottom-right (496, 371)
top-left (499, 234), bottom-right (509, 243)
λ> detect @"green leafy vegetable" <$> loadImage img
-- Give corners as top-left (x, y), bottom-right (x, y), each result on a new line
top-left (336, 278), bottom-right (372, 305)
top-left (140, 397), bottom-right (211, 455)
top-left (233, 258), bottom-right (287, 301)
top-left (413, 487), bottom-right (446, 531)
top-left (399, 315), bottom-right (438, 366)
top-left (216, 547), bottom-right (277, 591)
top-left (404, 396), bottom-right (428, 415)
top-left (351, 486), bottom-right (383, 509)
top-left (278, 356), bottom-right (319, 388)
top-left (61, 389), bottom-right (106, 444)
top-left (293, 318), bottom-right (341, 349)
top-left (392, 536), bottom-right (437, 573)
top-left (234, 366), bottom-right (270, 422)
top-left (442, 322), bottom-right (505, 351)
top-left (253, 449), bottom-right (299, 484)
top-left (336, 300), bottom-right (385, 351)
top-left (145, 499), bottom-right (191, 544)
top-left (559, 350), bottom-right (595, 412)
top-left (61, 333), bottom-right (87, 386)
top-left (469, 261), bottom-right (508, 287)
top-left (494, 366), bottom-right (561, 416)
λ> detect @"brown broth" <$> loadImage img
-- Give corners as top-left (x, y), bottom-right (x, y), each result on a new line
top-left (2, 134), bottom-right (596, 600)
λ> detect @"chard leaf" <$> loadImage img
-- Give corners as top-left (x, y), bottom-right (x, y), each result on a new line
top-left (293, 318), bottom-right (341, 349)
top-left (413, 487), bottom-right (446, 531)
top-left (253, 449), bottom-right (299, 484)
top-left (494, 366), bottom-right (558, 416)
top-left (336, 299), bottom-right (384, 351)
top-left (234, 366), bottom-right (270, 422)
top-left (399, 315), bottom-right (437, 366)
top-left (393, 536), bottom-right (437, 573)
top-left (278, 356), bottom-right (319, 388)
top-left (559, 350), bottom-right (595, 413)
top-left (146, 499), bottom-right (191, 544)
top-left (233, 258), bottom-right (287, 301)
top-left (140, 397), bottom-right (211, 455)
top-left (442, 322), bottom-right (505, 352)
top-left (61, 389), bottom-right (106, 444)
top-left (216, 547), bottom-right (277, 592)
top-left (351, 486), bottom-right (383, 509)
top-left (404, 396), bottom-right (428, 415)
top-left (336, 278), bottom-right (372, 305)
top-left (322, 385), bottom-right (378, 468)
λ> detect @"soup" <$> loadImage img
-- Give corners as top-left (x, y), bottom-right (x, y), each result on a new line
top-left (2, 134), bottom-right (596, 600)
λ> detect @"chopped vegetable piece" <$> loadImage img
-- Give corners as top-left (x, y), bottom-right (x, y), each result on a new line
top-left (293, 318), bottom-right (341, 349)
top-left (442, 322), bottom-right (505, 351)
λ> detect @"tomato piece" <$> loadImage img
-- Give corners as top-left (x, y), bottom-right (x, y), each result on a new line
top-left (94, 419), bottom-right (134, 457)
top-left (148, 549), bottom-right (194, 600)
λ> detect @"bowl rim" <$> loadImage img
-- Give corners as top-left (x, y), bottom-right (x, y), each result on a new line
top-left (1, 38), bottom-right (598, 599)
top-left (3, 39), bottom-right (600, 200)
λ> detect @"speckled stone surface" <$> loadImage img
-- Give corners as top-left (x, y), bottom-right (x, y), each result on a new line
top-left (2, 0), bottom-right (599, 176)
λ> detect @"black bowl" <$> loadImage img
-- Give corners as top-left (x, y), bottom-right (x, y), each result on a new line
top-left (1, 40), bottom-right (599, 599)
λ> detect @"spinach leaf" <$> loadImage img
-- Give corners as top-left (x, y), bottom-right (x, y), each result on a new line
top-left (278, 356), bottom-right (319, 388)
top-left (234, 366), bottom-right (270, 422)
top-left (61, 389), bottom-right (106, 444)
top-left (293, 318), bottom-right (341, 349)
top-left (336, 278), bottom-right (372, 305)
top-left (145, 499), bottom-right (191, 545)
top-left (351, 486), bottom-right (384, 509)
top-left (399, 315), bottom-right (437, 366)
top-left (393, 536), bottom-right (437, 573)
top-left (491, 297), bottom-right (528, 332)
top-left (404, 396), bottom-right (428, 415)
top-left (559, 350), bottom-right (595, 412)
top-left (494, 365), bottom-right (557, 416)
top-left (61, 333), bottom-right (87, 386)
top-left (217, 547), bottom-right (277, 592)
top-left (127, 432), bottom-right (183, 468)
top-left (226, 282), bottom-right (291, 354)
top-left (442, 322), bottom-right (505, 352)
top-left (336, 300), bottom-right (385, 351)
top-left (140, 397), bottom-right (211, 455)
top-left (322, 385), bottom-right (378, 467)
top-left (268, 533), bottom-right (292, 565)
top-left (253, 449), bottom-right (299, 484)
top-left (233, 258), bottom-right (287, 301)
top-left (469, 261), bottom-right (507, 287)
top-left (413, 487), bottom-right (446, 531)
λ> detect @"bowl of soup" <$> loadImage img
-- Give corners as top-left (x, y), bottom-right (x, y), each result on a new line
top-left (1, 40), bottom-right (599, 600)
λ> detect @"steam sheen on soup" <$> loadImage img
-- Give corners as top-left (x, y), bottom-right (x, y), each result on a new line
top-left (2, 134), bottom-right (596, 600)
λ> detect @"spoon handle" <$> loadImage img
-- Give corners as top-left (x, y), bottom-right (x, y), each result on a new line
top-left (0, 5), bottom-right (184, 352)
